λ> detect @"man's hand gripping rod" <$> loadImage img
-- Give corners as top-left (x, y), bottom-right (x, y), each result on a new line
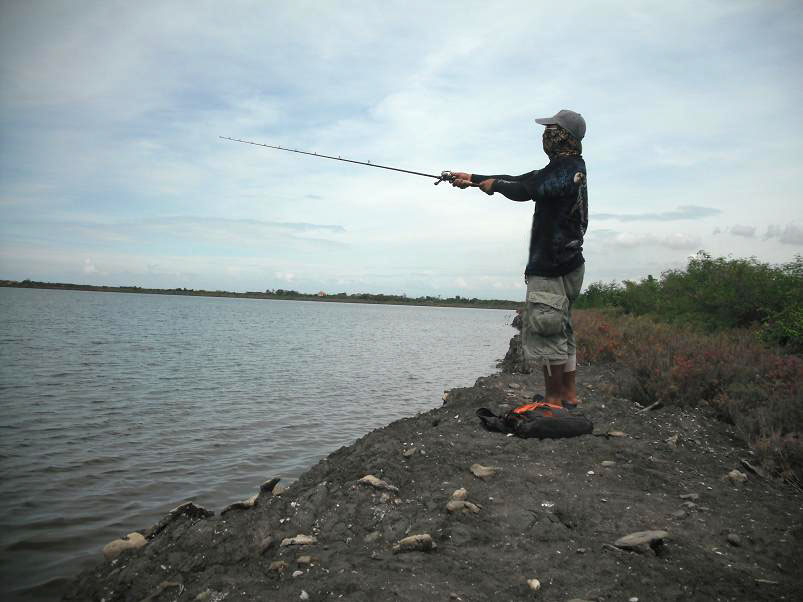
top-left (221, 136), bottom-right (459, 185)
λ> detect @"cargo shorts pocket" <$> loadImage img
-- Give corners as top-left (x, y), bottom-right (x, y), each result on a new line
top-left (526, 291), bottom-right (569, 337)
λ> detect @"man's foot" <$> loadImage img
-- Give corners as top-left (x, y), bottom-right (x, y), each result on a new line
top-left (562, 399), bottom-right (579, 410)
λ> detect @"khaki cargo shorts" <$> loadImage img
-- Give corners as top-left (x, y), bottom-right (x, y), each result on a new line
top-left (522, 263), bottom-right (585, 371)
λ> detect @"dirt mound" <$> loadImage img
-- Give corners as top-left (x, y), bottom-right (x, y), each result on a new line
top-left (65, 365), bottom-right (803, 601)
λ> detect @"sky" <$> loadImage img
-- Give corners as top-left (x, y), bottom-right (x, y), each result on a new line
top-left (1, 1), bottom-right (801, 300)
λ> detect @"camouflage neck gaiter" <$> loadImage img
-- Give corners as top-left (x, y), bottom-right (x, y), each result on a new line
top-left (543, 125), bottom-right (582, 159)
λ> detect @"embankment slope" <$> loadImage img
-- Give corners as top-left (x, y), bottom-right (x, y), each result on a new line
top-left (65, 365), bottom-right (802, 601)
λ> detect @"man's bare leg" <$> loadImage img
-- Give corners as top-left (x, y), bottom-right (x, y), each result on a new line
top-left (561, 370), bottom-right (578, 404)
top-left (543, 363), bottom-right (565, 405)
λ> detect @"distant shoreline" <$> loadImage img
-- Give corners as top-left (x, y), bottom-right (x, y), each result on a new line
top-left (0, 281), bottom-right (522, 310)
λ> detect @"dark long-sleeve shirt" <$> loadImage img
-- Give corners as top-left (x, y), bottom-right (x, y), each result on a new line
top-left (472, 157), bottom-right (587, 277)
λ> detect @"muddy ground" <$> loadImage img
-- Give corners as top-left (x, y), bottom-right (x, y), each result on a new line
top-left (65, 351), bottom-right (803, 601)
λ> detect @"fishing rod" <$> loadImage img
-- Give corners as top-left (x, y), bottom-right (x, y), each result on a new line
top-left (220, 136), bottom-right (464, 185)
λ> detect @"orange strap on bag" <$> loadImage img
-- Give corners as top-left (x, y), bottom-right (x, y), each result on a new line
top-left (512, 401), bottom-right (564, 415)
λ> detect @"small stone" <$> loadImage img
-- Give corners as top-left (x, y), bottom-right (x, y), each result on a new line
top-left (586, 470), bottom-right (595, 476)
top-left (601, 461), bottom-right (616, 467)
top-left (194, 590), bottom-right (211, 601)
top-left (608, 431), bottom-right (626, 437)
top-left (629, 598), bottom-right (639, 602)
top-left (446, 500), bottom-right (481, 514)
top-left (682, 501), bottom-right (697, 510)
top-left (272, 484), bottom-right (288, 496)
top-left (296, 555), bottom-right (313, 566)
top-left (363, 531), bottom-right (381, 543)
top-left (576, 547), bottom-right (588, 554)
top-left (392, 533), bottom-right (436, 554)
top-left (300, 591), bottom-right (309, 601)
top-left (402, 447), bottom-right (417, 458)
top-left (281, 534), bottom-right (317, 547)
top-left (451, 488), bottom-right (468, 501)
top-left (614, 530), bottom-right (669, 554)
top-left (102, 532), bottom-right (147, 561)
top-left (679, 493), bottom-right (699, 500)
top-left (527, 578), bottom-right (541, 592)
top-left (727, 469), bottom-right (748, 484)
top-left (666, 434), bottom-right (679, 447)
top-left (292, 570), bottom-right (303, 578)
top-left (671, 510), bottom-right (687, 520)
top-left (470, 464), bottom-right (498, 479)
top-left (508, 383), bottom-right (521, 389)
top-left (145, 581), bottom-right (181, 599)
top-left (359, 474), bottom-right (399, 493)
top-left (726, 533), bottom-right (741, 547)
top-left (270, 560), bottom-right (288, 573)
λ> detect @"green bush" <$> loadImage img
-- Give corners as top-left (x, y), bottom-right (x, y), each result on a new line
top-left (574, 281), bottom-right (624, 309)
top-left (577, 252), bottom-right (803, 353)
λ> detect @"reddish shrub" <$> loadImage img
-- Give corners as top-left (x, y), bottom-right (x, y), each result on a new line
top-left (573, 309), bottom-right (625, 364)
top-left (575, 309), bottom-right (803, 484)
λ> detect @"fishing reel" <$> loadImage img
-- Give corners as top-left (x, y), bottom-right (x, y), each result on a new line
top-left (435, 171), bottom-right (456, 185)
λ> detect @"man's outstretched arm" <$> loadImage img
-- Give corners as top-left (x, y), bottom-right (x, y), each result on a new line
top-left (486, 178), bottom-right (530, 201)
top-left (450, 170), bottom-right (536, 201)
top-left (470, 171), bottom-right (537, 184)
top-left (468, 166), bottom-right (583, 202)
top-left (475, 171), bottom-right (537, 201)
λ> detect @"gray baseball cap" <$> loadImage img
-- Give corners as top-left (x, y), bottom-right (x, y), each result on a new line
top-left (535, 109), bottom-right (586, 140)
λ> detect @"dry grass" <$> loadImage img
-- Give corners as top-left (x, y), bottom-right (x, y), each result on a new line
top-left (574, 309), bottom-right (803, 484)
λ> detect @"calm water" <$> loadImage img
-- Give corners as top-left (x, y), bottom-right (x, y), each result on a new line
top-left (0, 288), bottom-right (514, 600)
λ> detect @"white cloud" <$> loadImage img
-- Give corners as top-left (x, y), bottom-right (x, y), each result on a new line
top-left (765, 224), bottom-right (803, 246)
top-left (596, 230), bottom-right (701, 251)
top-left (594, 205), bottom-right (721, 222)
top-left (730, 225), bottom-right (756, 238)
top-left (82, 258), bottom-right (97, 274)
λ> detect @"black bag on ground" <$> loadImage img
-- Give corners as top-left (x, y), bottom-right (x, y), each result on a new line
top-left (476, 402), bottom-right (593, 439)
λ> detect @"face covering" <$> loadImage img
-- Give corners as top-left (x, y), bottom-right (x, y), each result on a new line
top-left (542, 125), bottom-right (582, 159)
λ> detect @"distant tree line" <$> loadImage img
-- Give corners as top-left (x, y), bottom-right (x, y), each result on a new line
top-left (575, 251), bottom-right (803, 353)
top-left (262, 288), bottom-right (519, 308)
top-left (1, 280), bottom-right (521, 310)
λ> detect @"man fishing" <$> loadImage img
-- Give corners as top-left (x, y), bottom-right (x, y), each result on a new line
top-left (222, 112), bottom-right (587, 408)
top-left (450, 110), bottom-right (588, 408)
